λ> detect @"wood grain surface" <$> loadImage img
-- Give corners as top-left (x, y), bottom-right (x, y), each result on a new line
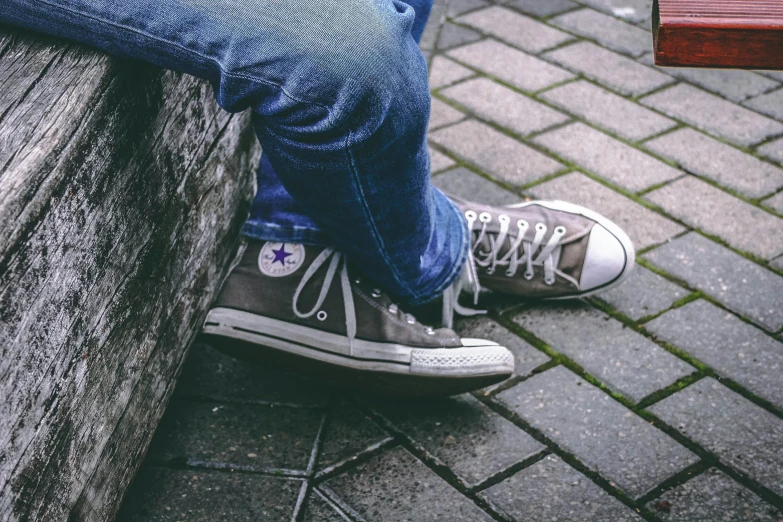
top-left (0, 27), bottom-right (259, 522)
top-left (653, 0), bottom-right (783, 69)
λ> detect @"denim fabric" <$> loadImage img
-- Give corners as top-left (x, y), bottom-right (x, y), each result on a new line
top-left (0, 0), bottom-right (468, 305)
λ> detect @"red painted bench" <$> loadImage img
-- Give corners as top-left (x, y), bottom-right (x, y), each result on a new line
top-left (653, 0), bottom-right (783, 69)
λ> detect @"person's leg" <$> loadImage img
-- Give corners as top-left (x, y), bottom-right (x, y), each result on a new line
top-left (0, 0), bottom-right (466, 306)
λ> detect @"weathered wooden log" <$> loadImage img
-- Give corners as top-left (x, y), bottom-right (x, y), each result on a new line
top-left (0, 26), bottom-right (259, 522)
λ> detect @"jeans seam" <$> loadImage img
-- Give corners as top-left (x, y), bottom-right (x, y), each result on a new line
top-left (34, 0), bottom-right (336, 125)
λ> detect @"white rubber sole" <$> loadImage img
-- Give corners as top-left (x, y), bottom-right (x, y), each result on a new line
top-left (203, 307), bottom-right (514, 378)
top-left (506, 199), bottom-right (636, 299)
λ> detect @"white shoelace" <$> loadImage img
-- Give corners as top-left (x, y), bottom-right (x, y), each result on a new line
top-left (292, 247), bottom-right (434, 352)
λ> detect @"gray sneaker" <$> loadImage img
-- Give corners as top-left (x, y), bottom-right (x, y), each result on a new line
top-left (450, 196), bottom-right (635, 300)
top-left (202, 241), bottom-right (514, 396)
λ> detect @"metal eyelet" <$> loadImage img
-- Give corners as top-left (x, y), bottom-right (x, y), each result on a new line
top-left (354, 278), bottom-right (362, 285)
top-left (425, 326), bottom-right (435, 335)
top-left (465, 210), bottom-right (477, 220)
top-left (317, 311), bottom-right (328, 321)
top-left (479, 212), bottom-right (492, 223)
top-left (524, 269), bottom-right (534, 280)
top-left (486, 267), bottom-right (495, 275)
top-left (505, 269), bottom-right (515, 277)
top-left (555, 226), bottom-right (566, 235)
top-left (545, 277), bottom-right (555, 286)
top-left (536, 223), bottom-right (546, 232)
top-left (371, 289), bottom-right (382, 298)
top-left (388, 304), bottom-right (399, 314)
top-left (498, 214), bottom-right (510, 224)
top-left (406, 317), bottom-right (416, 325)
top-left (517, 219), bottom-right (528, 228)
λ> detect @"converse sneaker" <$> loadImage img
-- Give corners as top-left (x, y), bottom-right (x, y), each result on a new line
top-left (201, 241), bottom-right (514, 396)
top-left (450, 195), bottom-right (635, 301)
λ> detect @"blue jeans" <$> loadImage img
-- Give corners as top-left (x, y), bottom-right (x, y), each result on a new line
top-left (0, 0), bottom-right (468, 305)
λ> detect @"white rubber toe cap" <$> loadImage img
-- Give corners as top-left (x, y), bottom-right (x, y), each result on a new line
top-left (579, 223), bottom-right (634, 291)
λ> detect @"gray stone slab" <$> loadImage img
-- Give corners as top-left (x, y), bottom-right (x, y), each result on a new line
top-left (772, 255), bottom-right (783, 271)
top-left (646, 300), bottom-right (783, 410)
top-left (544, 41), bottom-right (672, 97)
top-left (457, 6), bottom-right (573, 53)
top-left (513, 302), bottom-right (694, 402)
top-left (744, 87), bottom-right (783, 121)
top-left (643, 128), bottom-right (783, 198)
top-left (649, 378), bottom-right (783, 497)
top-left (429, 119), bottom-right (563, 186)
top-left (448, 39), bottom-right (575, 92)
top-left (175, 343), bottom-right (329, 406)
top-left (447, 0), bottom-right (490, 17)
top-left (481, 454), bottom-right (644, 522)
top-left (762, 191), bottom-right (783, 214)
top-left (533, 122), bottom-right (681, 191)
top-left (429, 55), bottom-right (475, 90)
top-left (436, 22), bottom-right (482, 51)
top-left (595, 265), bottom-right (687, 320)
top-left (304, 489), bottom-right (350, 522)
top-left (757, 136), bottom-right (783, 165)
top-left (508, 0), bottom-right (578, 17)
top-left (454, 316), bottom-right (550, 390)
top-left (528, 172), bottom-right (685, 249)
top-left (117, 467), bottom-right (301, 522)
top-left (318, 402), bottom-right (392, 470)
top-left (646, 468), bottom-right (782, 521)
top-left (495, 366), bottom-right (698, 498)
top-left (643, 233), bottom-right (783, 332)
top-left (432, 167), bottom-right (521, 205)
top-left (551, 8), bottom-right (651, 57)
top-left (758, 70), bottom-right (783, 82)
top-left (574, 0), bottom-right (652, 23)
top-left (146, 400), bottom-right (322, 472)
top-left (638, 54), bottom-right (778, 102)
top-left (641, 84), bottom-right (783, 147)
top-left (441, 77), bottom-right (569, 136)
top-left (540, 80), bottom-right (676, 141)
top-left (373, 394), bottom-right (545, 487)
top-left (645, 176), bottom-right (783, 259)
top-left (430, 146), bottom-right (456, 173)
top-left (429, 97), bottom-right (465, 130)
top-left (323, 447), bottom-right (494, 521)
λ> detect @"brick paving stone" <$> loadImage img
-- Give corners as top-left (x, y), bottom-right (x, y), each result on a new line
top-left (643, 233), bottom-right (783, 332)
top-left (744, 87), bottom-right (783, 121)
top-left (575, 0), bottom-right (652, 23)
top-left (303, 489), bottom-right (350, 522)
top-left (540, 81), bottom-right (676, 141)
top-left (641, 84), bottom-right (783, 147)
top-left (550, 8), bottom-right (651, 57)
top-left (643, 128), bottom-right (783, 198)
top-left (645, 176), bottom-right (783, 259)
top-left (533, 122), bottom-right (681, 191)
top-left (543, 41), bottom-right (672, 97)
top-left (649, 378), bottom-right (783, 497)
top-left (175, 343), bottom-right (329, 406)
top-left (430, 146), bottom-right (456, 173)
top-left (441, 77), bottom-right (569, 136)
top-left (436, 22), bottom-right (482, 51)
top-left (638, 54), bottom-right (778, 102)
top-left (318, 402), bottom-right (392, 471)
top-left (645, 468), bottom-right (782, 521)
top-left (429, 55), bottom-right (474, 90)
top-left (508, 0), bottom-right (578, 17)
top-left (513, 303), bottom-right (694, 402)
top-left (447, 0), bottom-right (490, 17)
top-left (373, 394), bottom-right (545, 487)
top-left (595, 265), bottom-right (687, 321)
top-left (432, 167), bottom-right (521, 205)
top-left (454, 316), bottom-right (550, 388)
top-left (323, 447), bottom-right (494, 521)
top-left (764, 191), bottom-right (783, 213)
top-left (146, 400), bottom-right (322, 471)
top-left (527, 172), bottom-right (685, 249)
top-left (430, 120), bottom-right (563, 185)
top-left (771, 255), bottom-right (783, 271)
top-left (117, 467), bottom-right (301, 522)
top-left (429, 97), bottom-right (465, 130)
top-left (448, 40), bottom-right (575, 92)
top-left (757, 136), bottom-right (783, 165)
top-left (481, 455), bottom-right (644, 522)
top-left (645, 300), bottom-right (783, 410)
top-left (495, 366), bottom-right (698, 498)
top-left (457, 6), bottom-right (573, 53)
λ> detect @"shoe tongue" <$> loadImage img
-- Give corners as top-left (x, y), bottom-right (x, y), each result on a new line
top-left (556, 233), bottom-right (590, 282)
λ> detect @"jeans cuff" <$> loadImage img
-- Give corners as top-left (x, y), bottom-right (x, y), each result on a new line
top-left (241, 220), bottom-right (331, 246)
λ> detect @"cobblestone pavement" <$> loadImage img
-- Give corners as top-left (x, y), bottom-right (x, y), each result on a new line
top-left (117, 0), bottom-right (783, 520)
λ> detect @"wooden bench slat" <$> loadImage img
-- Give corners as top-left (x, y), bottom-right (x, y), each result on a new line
top-left (653, 0), bottom-right (783, 69)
